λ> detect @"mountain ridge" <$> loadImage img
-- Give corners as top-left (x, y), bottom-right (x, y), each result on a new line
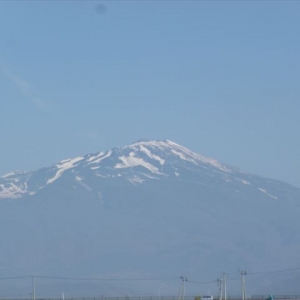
top-left (0, 140), bottom-right (300, 295)
top-left (0, 139), bottom-right (230, 199)
top-left (1, 139), bottom-right (296, 201)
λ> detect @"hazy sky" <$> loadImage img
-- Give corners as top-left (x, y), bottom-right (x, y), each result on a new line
top-left (0, 1), bottom-right (299, 188)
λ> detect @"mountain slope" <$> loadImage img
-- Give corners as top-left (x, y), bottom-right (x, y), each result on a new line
top-left (1, 139), bottom-right (297, 203)
top-left (0, 140), bottom-right (300, 296)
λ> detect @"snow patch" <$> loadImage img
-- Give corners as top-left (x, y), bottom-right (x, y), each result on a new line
top-left (89, 151), bottom-right (112, 164)
top-left (171, 149), bottom-right (198, 165)
top-left (78, 181), bottom-right (92, 191)
top-left (139, 173), bottom-right (160, 180)
top-left (258, 188), bottom-right (278, 200)
top-left (138, 145), bottom-right (165, 165)
top-left (1, 171), bottom-right (27, 179)
top-left (127, 176), bottom-right (145, 184)
top-left (87, 151), bottom-right (104, 162)
top-left (2, 172), bottom-right (18, 179)
top-left (47, 157), bottom-right (84, 185)
top-left (0, 183), bottom-right (30, 199)
top-left (130, 140), bottom-right (231, 173)
top-left (95, 173), bottom-right (107, 178)
top-left (115, 153), bottom-right (160, 174)
top-left (166, 140), bottom-right (232, 173)
top-left (236, 178), bottom-right (251, 185)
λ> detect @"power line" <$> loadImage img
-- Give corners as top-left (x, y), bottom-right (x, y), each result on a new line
top-left (187, 279), bottom-right (218, 284)
top-left (6, 0), bottom-right (300, 2)
top-left (1, 267), bottom-right (300, 284)
top-left (36, 275), bottom-right (180, 281)
top-left (0, 276), bottom-right (31, 281)
top-left (247, 266), bottom-right (300, 275)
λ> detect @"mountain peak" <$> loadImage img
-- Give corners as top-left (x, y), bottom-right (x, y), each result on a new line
top-left (0, 139), bottom-right (231, 199)
top-left (1, 139), bottom-right (292, 203)
top-left (125, 139), bottom-right (232, 173)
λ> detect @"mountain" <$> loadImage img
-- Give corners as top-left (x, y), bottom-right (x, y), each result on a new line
top-left (0, 140), bottom-right (300, 297)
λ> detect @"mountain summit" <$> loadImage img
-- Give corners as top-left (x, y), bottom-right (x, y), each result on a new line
top-left (0, 139), bottom-right (292, 201)
top-left (0, 140), bottom-right (300, 295)
top-left (1, 139), bottom-right (232, 199)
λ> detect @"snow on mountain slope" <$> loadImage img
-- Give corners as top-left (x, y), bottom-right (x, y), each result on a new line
top-left (0, 170), bottom-right (33, 198)
top-left (46, 156), bottom-right (84, 184)
top-left (0, 140), bottom-right (300, 295)
top-left (0, 139), bottom-right (298, 201)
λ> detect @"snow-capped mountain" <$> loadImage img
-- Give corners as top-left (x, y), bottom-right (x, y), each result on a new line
top-left (1, 139), bottom-right (232, 199)
top-left (0, 139), bottom-right (295, 202)
top-left (0, 140), bottom-right (300, 296)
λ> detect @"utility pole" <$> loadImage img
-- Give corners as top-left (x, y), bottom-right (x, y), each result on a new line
top-left (177, 276), bottom-right (187, 300)
top-left (223, 273), bottom-right (227, 300)
top-left (240, 271), bottom-right (247, 300)
top-left (217, 278), bottom-right (223, 300)
top-left (32, 276), bottom-right (36, 300)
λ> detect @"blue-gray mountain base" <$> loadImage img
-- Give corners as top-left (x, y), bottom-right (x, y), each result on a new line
top-left (0, 140), bottom-right (300, 296)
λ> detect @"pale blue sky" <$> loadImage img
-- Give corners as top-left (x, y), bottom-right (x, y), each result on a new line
top-left (0, 1), bottom-right (300, 187)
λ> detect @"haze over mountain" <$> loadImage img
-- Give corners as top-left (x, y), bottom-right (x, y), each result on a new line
top-left (0, 140), bottom-right (300, 297)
